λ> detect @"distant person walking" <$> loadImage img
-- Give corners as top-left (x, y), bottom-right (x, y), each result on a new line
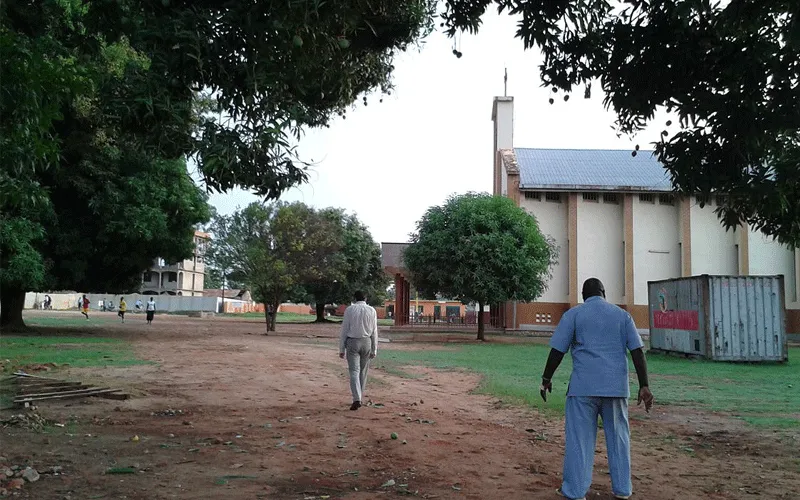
top-left (80, 295), bottom-right (90, 320)
top-left (118, 297), bottom-right (127, 323)
top-left (540, 278), bottom-right (654, 500)
top-left (135, 299), bottom-right (143, 312)
top-left (145, 297), bottom-right (156, 325)
top-left (338, 291), bottom-right (378, 411)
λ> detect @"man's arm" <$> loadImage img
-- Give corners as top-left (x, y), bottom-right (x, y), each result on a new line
top-left (625, 314), bottom-right (653, 412)
top-left (542, 349), bottom-right (565, 381)
top-left (370, 308), bottom-right (378, 358)
top-left (540, 349), bottom-right (565, 402)
top-left (630, 348), bottom-right (653, 412)
top-left (540, 310), bottom-right (574, 402)
top-left (339, 308), bottom-right (351, 357)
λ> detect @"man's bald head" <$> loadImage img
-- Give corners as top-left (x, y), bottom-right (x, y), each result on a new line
top-left (582, 278), bottom-right (605, 301)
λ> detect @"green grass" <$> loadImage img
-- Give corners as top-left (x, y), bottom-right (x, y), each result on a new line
top-left (221, 311), bottom-right (395, 326)
top-left (0, 336), bottom-right (147, 374)
top-left (24, 316), bottom-right (117, 327)
top-left (376, 344), bottom-right (800, 428)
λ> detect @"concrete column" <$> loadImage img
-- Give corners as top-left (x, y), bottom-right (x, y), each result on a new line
top-left (623, 194), bottom-right (635, 310)
top-left (508, 173), bottom-right (520, 206)
top-left (492, 96), bottom-right (514, 194)
top-left (568, 193), bottom-right (579, 306)
top-left (679, 196), bottom-right (692, 276)
top-left (402, 278), bottom-right (411, 325)
top-left (738, 224), bottom-right (750, 275)
top-left (394, 274), bottom-right (405, 326)
top-left (794, 249), bottom-right (800, 305)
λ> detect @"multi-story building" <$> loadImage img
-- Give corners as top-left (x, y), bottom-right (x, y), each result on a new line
top-left (141, 230), bottom-right (210, 296)
top-left (491, 95), bottom-right (800, 332)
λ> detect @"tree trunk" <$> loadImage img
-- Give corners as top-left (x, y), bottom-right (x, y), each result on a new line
top-left (315, 301), bottom-right (327, 323)
top-left (0, 286), bottom-right (27, 331)
top-left (221, 274), bottom-right (226, 313)
top-left (270, 299), bottom-right (279, 332)
top-left (476, 301), bottom-right (485, 341)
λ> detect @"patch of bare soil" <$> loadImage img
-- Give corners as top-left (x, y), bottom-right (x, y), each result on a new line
top-left (1, 313), bottom-right (799, 499)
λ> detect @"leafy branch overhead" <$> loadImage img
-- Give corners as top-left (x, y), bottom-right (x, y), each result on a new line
top-left (441, 0), bottom-right (800, 245)
top-left (114, 0), bottom-right (437, 198)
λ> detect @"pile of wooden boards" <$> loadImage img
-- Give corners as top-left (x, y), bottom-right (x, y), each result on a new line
top-left (1, 372), bottom-right (129, 407)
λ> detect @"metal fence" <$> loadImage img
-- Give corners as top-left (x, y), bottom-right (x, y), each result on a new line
top-left (399, 313), bottom-right (503, 329)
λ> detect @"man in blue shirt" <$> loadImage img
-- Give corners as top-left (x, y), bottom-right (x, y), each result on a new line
top-left (540, 278), bottom-right (654, 500)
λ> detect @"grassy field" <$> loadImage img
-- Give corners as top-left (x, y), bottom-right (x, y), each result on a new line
top-left (375, 344), bottom-right (800, 428)
top-left (0, 336), bottom-right (146, 375)
top-left (223, 311), bottom-right (395, 326)
top-left (23, 315), bottom-right (118, 327)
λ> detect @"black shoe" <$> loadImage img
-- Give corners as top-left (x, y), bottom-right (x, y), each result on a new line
top-left (349, 401), bottom-right (361, 411)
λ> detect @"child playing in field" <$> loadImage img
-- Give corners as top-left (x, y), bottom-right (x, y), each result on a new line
top-left (118, 297), bottom-right (127, 323)
top-left (81, 295), bottom-right (90, 319)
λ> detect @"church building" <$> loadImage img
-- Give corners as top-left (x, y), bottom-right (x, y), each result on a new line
top-left (492, 96), bottom-right (800, 331)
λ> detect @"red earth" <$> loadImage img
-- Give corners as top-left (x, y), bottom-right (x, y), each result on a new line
top-left (1, 311), bottom-right (798, 499)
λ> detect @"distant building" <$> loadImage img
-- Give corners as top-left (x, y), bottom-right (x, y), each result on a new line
top-left (491, 95), bottom-right (800, 331)
top-left (141, 230), bottom-right (210, 296)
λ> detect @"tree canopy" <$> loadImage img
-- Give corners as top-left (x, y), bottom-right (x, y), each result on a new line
top-left (205, 202), bottom-right (385, 330)
top-left (403, 193), bottom-right (556, 339)
top-left (0, 0), bottom-right (434, 328)
top-left (291, 209), bottom-right (386, 321)
top-left (442, 0), bottom-right (800, 245)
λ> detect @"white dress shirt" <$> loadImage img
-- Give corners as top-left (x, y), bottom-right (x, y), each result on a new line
top-left (339, 301), bottom-right (379, 356)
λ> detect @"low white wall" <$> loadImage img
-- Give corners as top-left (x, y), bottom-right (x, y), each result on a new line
top-left (25, 292), bottom-right (219, 312)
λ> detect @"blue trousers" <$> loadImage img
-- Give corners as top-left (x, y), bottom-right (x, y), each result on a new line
top-left (560, 396), bottom-right (632, 499)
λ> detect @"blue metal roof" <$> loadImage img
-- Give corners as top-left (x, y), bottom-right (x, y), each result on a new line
top-left (514, 148), bottom-right (673, 191)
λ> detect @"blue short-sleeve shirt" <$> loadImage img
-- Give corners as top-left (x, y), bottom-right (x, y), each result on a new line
top-left (549, 296), bottom-right (644, 398)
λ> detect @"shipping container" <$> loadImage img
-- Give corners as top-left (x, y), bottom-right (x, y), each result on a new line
top-left (648, 275), bottom-right (788, 362)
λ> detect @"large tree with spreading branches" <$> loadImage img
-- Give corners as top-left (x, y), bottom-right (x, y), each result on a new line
top-left (0, 0), bottom-right (435, 328)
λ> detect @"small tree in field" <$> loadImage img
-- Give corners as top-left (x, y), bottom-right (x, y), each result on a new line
top-left (404, 193), bottom-right (556, 340)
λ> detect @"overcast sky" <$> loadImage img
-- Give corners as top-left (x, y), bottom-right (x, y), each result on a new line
top-left (206, 11), bottom-right (670, 244)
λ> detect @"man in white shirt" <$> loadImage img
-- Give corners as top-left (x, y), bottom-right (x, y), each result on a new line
top-left (338, 290), bottom-right (378, 410)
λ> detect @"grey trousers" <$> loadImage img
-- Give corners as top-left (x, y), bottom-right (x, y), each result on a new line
top-left (345, 337), bottom-right (372, 403)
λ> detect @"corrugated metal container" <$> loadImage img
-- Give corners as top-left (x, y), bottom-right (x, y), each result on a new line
top-left (648, 275), bottom-right (788, 362)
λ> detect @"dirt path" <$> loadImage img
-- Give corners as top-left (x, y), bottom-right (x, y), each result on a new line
top-left (2, 314), bottom-right (799, 499)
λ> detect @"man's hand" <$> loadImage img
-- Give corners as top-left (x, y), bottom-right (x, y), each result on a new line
top-left (540, 379), bottom-right (552, 402)
top-left (369, 353), bottom-right (376, 359)
top-left (637, 386), bottom-right (654, 413)
top-left (339, 352), bottom-right (345, 360)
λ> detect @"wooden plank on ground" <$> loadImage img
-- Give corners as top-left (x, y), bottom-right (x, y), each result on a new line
top-left (17, 382), bottom-right (84, 389)
top-left (18, 384), bottom-right (93, 395)
top-left (12, 372), bottom-right (62, 380)
top-left (94, 392), bottom-right (130, 400)
top-left (14, 388), bottom-right (121, 403)
top-left (14, 386), bottom-right (112, 399)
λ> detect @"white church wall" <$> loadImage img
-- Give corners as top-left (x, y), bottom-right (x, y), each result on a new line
top-left (633, 194), bottom-right (681, 305)
top-left (748, 229), bottom-right (798, 305)
top-left (521, 193), bottom-right (568, 303)
top-left (690, 197), bottom-right (738, 275)
top-left (576, 194), bottom-right (625, 304)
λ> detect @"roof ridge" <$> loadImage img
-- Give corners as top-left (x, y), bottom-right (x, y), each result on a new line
top-left (514, 147), bottom-right (656, 153)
